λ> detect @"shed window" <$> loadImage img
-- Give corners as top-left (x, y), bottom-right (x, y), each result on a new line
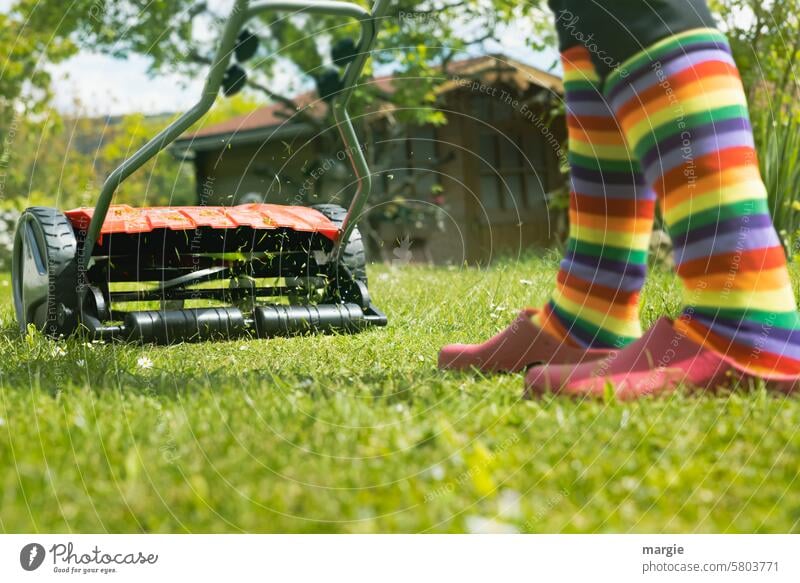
top-left (471, 90), bottom-right (552, 212)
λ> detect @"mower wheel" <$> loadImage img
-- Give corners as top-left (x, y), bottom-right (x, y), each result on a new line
top-left (311, 203), bottom-right (367, 284)
top-left (12, 207), bottom-right (80, 337)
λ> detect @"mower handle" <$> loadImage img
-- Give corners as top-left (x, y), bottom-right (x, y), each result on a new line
top-left (80, 0), bottom-right (389, 266)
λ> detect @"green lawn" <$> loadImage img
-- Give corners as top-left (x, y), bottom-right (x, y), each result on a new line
top-left (1, 254), bottom-right (799, 533)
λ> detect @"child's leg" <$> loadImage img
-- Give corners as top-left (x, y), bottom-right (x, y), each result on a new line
top-left (437, 44), bottom-right (652, 372)
top-left (535, 45), bottom-right (656, 349)
top-left (605, 29), bottom-right (800, 377)
top-left (549, 0), bottom-right (717, 78)
top-left (527, 4), bottom-right (800, 397)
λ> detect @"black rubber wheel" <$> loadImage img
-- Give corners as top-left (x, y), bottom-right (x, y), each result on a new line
top-left (311, 203), bottom-right (368, 284)
top-left (12, 207), bottom-right (80, 337)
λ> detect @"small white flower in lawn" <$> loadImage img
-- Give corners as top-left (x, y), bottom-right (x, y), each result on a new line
top-left (417, 354), bottom-right (424, 362)
top-left (356, 506), bottom-right (376, 520)
top-left (491, 303), bottom-right (508, 315)
top-left (137, 356), bottom-right (154, 370)
top-left (497, 489), bottom-right (522, 519)
top-left (52, 346), bottom-right (67, 357)
top-left (76, 359), bottom-right (86, 367)
top-left (429, 464), bottom-right (445, 481)
top-left (465, 515), bottom-right (520, 534)
top-left (239, 345), bottom-right (247, 351)
top-left (697, 489), bottom-right (714, 503)
top-left (519, 279), bottom-right (534, 286)
top-left (394, 403), bottom-right (406, 413)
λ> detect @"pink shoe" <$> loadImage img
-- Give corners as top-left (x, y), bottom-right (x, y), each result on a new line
top-left (524, 317), bottom-right (799, 400)
top-left (438, 309), bottom-right (616, 373)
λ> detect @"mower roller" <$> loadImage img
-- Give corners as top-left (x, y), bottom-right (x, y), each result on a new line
top-left (12, 0), bottom-right (389, 344)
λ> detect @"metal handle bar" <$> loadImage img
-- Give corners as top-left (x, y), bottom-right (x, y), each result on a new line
top-left (80, 0), bottom-right (389, 265)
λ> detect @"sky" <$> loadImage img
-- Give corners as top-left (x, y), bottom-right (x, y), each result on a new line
top-left (49, 53), bottom-right (206, 116)
top-left (38, 3), bottom-right (557, 117)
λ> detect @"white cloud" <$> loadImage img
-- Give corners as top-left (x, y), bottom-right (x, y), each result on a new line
top-left (48, 52), bottom-right (204, 116)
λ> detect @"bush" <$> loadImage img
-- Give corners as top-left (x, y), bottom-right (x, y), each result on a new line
top-left (755, 111), bottom-right (800, 256)
top-left (0, 208), bottom-right (19, 271)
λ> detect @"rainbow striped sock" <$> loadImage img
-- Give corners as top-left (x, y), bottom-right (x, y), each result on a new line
top-left (535, 46), bottom-right (656, 349)
top-left (605, 28), bottom-right (800, 377)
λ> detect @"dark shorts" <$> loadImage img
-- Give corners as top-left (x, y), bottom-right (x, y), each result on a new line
top-left (548, 0), bottom-right (716, 76)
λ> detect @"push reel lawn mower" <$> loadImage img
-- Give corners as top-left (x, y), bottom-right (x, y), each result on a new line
top-left (12, 0), bottom-right (389, 344)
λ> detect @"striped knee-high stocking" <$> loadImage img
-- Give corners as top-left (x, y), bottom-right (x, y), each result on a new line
top-left (535, 46), bottom-right (656, 349)
top-left (605, 28), bottom-right (800, 377)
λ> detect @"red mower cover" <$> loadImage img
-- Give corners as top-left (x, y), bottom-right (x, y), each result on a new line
top-left (65, 204), bottom-right (341, 242)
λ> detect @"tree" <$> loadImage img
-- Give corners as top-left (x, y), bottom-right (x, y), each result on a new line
top-left (709, 0), bottom-right (800, 115)
top-left (3, 0), bottom-right (553, 253)
top-left (707, 1), bottom-right (800, 253)
top-left (11, 93), bottom-right (263, 209)
top-left (0, 8), bottom-right (77, 208)
top-left (8, 0), bottom-right (548, 182)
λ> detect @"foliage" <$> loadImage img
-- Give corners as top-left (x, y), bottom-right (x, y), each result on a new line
top-left (0, 8), bottom-right (76, 118)
top-left (0, 93), bottom-right (263, 211)
top-left (6, 0), bottom-right (552, 217)
top-left (0, 9), bottom-right (77, 210)
top-left (12, 0), bottom-right (545, 123)
top-left (6, 0), bottom-right (800, 238)
top-left (709, 1), bottom-right (800, 254)
top-left (1, 258), bottom-right (799, 532)
top-left (754, 110), bottom-right (800, 255)
top-left (12, 0), bottom-right (204, 73)
top-left (0, 208), bottom-right (18, 269)
top-left (709, 0), bottom-right (800, 116)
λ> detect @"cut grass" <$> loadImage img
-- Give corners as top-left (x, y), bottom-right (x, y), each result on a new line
top-left (1, 254), bottom-right (799, 533)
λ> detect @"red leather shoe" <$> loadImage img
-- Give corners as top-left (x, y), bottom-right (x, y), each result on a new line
top-left (438, 309), bottom-right (616, 373)
top-left (524, 317), bottom-right (800, 399)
